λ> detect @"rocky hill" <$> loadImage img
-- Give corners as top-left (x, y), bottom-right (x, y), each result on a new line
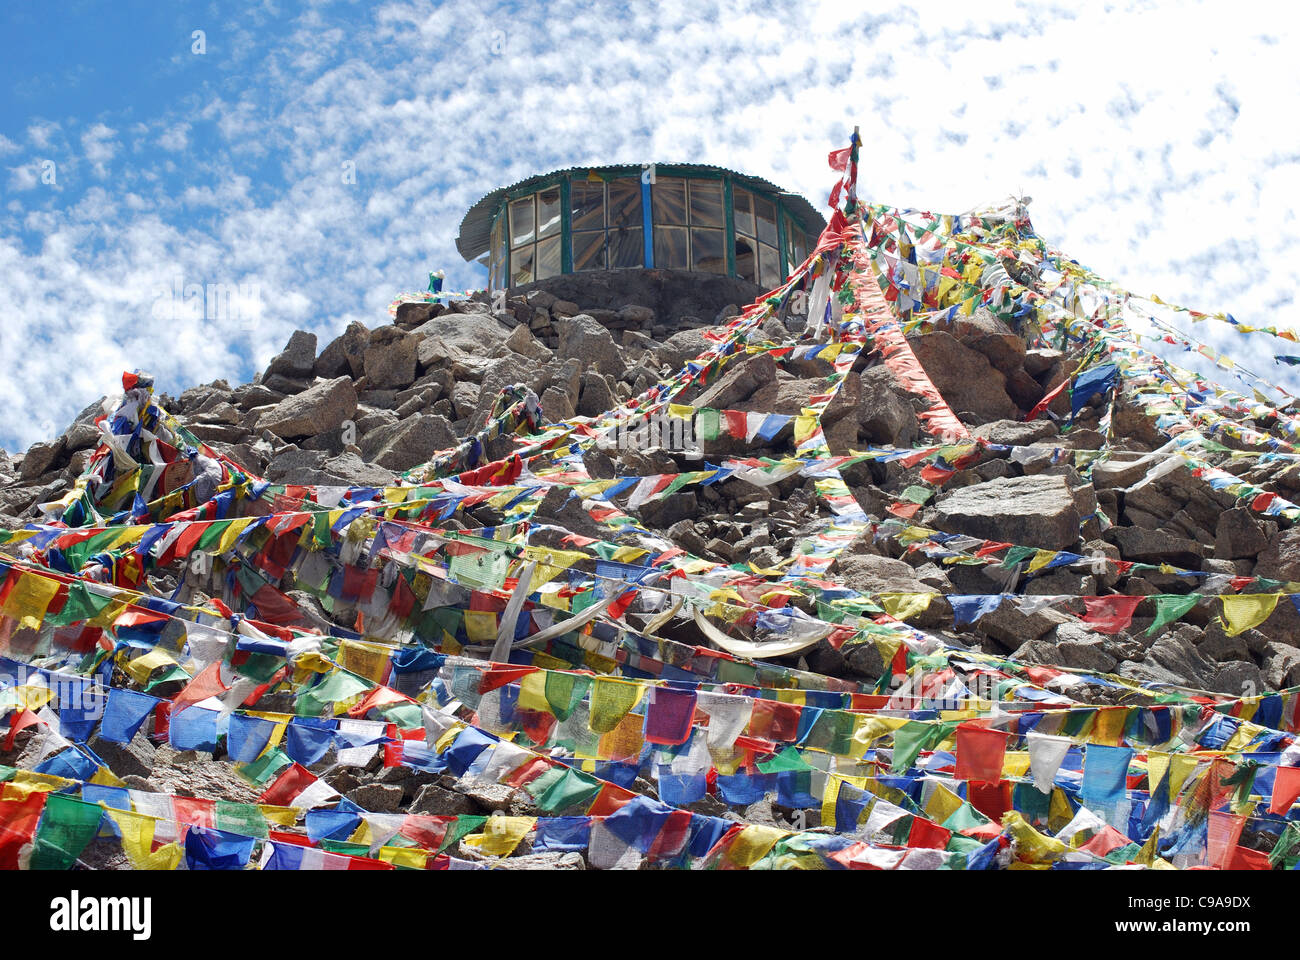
top-left (2, 198), bottom-right (1299, 871)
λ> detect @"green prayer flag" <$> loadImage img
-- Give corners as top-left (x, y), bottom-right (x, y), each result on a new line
top-left (311, 511), bottom-right (333, 549)
top-left (942, 801), bottom-right (991, 832)
top-left (46, 582), bottom-right (113, 627)
top-left (588, 677), bottom-right (641, 733)
top-left (697, 409), bottom-right (720, 442)
top-left (196, 519), bottom-right (230, 552)
top-left (1001, 545), bottom-right (1037, 569)
top-left (237, 747), bottom-right (292, 786)
top-left (544, 672), bottom-right (591, 722)
top-left (890, 721), bottom-right (932, 774)
top-left (531, 766), bottom-right (602, 813)
top-left (144, 665), bottom-right (192, 692)
top-left (435, 816), bottom-right (486, 856)
top-left (319, 839), bottom-right (370, 856)
top-left (756, 746), bottom-right (814, 774)
top-left (29, 794), bottom-right (104, 870)
top-left (215, 801), bottom-right (268, 839)
top-left (1147, 594), bottom-right (1201, 636)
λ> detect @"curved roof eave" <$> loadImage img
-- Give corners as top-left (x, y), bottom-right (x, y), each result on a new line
top-left (456, 163), bottom-right (829, 262)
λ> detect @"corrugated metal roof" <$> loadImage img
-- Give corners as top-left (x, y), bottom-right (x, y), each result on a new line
top-left (456, 162), bottom-right (829, 262)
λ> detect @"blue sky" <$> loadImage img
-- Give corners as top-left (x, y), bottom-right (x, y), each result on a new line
top-left (1, 0), bottom-right (1298, 451)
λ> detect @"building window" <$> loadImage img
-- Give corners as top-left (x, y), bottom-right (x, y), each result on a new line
top-left (507, 188), bottom-right (563, 285)
top-left (734, 186), bottom-right (781, 287)
top-left (570, 177), bottom-right (643, 271)
top-left (485, 172), bottom-right (810, 288)
top-left (653, 178), bottom-right (726, 274)
top-left (784, 213), bottom-right (808, 274)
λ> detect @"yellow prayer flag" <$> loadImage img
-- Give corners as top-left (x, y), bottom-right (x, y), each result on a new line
top-left (1002, 751), bottom-right (1032, 778)
top-left (378, 845), bottom-right (429, 869)
top-left (1003, 811), bottom-right (1066, 864)
top-left (877, 593), bottom-right (933, 622)
top-left (1091, 708), bottom-right (1129, 748)
top-left (724, 824), bottom-right (788, 868)
top-left (463, 610), bottom-right (498, 644)
top-left (214, 517), bottom-right (257, 555)
top-left (1220, 593), bottom-right (1280, 636)
top-left (2, 571), bottom-right (61, 631)
top-left (89, 766), bottom-right (127, 789)
top-left (1169, 754), bottom-right (1201, 799)
top-left (820, 776), bottom-right (842, 830)
top-left (462, 816), bottom-right (536, 857)
top-left (611, 546), bottom-right (649, 563)
top-left (1026, 549), bottom-right (1059, 575)
top-left (259, 805), bottom-right (300, 827)
top-left (516, 670), bottom-right (550, 713)
top-left (1147, 751), bottom-right (1171, 793)
top-left (122, 647), bottom-right (184, 686)
top-left (925, 783), bottom-right (964, 824)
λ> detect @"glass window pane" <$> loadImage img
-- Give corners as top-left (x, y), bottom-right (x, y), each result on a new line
top-left (511, 245), bottom-right (535, 285)
top-left (572, 230), bottom-right (605, 272)
top-left (608, 179), bottom-right (642, 228)
top-left (537, 188), bottom-right (561, 238)
top-left (689, 180), bottom-right (723, 227)
top-left (735, 237), bottom-right (757, 283)
top-left (691, 228), bottom-right (726, 274)
top-left (652, 178), bottom-right (687, 226)
top-left (654, 225), bottom-right (689, 270)
top-left (793, 229), bottom-right (807, 268)
top-left (733, 188), bottom-right (755, 237)
top-left (510, 197), bottom-right (535, 248)
top-left (571, 181), bottom-right (605, 231)
top-left (759, 243), bottom-right (780, 288)
top-left (754, 195), bottom-right (777, 246)
top-left (608, 227), bottom-right (643, 268)
top-left (536, 236), bottom-right (562, 280)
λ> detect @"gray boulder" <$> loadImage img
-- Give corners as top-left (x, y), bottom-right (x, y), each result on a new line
top-left (359, 414), bottom-right (457, 472)
top-left (556, 315), bottom-right (625, 378)
top-left (363, 327), bottom-right (421, 390)
top-left (1254, 527), bottom-right (1300, 582)
top-left (315, 321), bottom-right (370, 379)
top-left (264, 330), bottom-right (317, 381)
top-left (1213, 507), bottom-right (1270, 560)
top-left (933, 474), bottom-right (1081, 550)
top-left (907, 331), bottom-right (1020, 422)
top-left (259, 377), bottom-right (357, 440)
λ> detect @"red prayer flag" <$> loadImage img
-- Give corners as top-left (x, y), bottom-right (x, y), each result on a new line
top-left (171, 661), bottom-right (230, 714)
top-left (907, 816), bottom-right (953, 850)
top-left (1081, 595), bottom-right (1144, 634)
top-left (967, 781), bottom-right (1014, 823)
top-left (1269, 764), bottom-right (1300, 815)
top-left (259, 762), bottom-right (318, 806)
top-left (1226, 845), bottom-right (1272, 870)
top-left (0, 790), bottom-right (47, 869)
top-left (955, 722), bottom-right (1010, 785)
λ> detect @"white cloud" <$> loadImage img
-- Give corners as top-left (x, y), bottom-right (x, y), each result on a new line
top-left (80, 123), bottom-right (119, 179)
top-left (158, 123), bottom-right (191, 153)
top-left (5, 164), bottom-right (39, 192)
